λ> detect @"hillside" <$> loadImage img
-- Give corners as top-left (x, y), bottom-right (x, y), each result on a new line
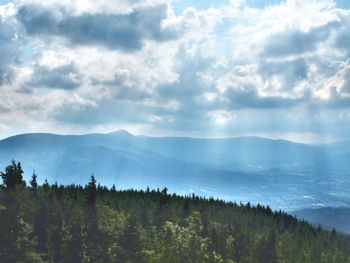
top-left (0, 161), bottom-right (350, 263)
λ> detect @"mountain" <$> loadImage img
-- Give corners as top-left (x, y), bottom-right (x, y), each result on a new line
top-left (293, 207), bottom-right (350, 234)
top-left (0, 130), bottom-right (350, 213)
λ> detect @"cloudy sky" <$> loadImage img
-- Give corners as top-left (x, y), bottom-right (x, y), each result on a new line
top-left (0, 0), bottom-right (349, 143)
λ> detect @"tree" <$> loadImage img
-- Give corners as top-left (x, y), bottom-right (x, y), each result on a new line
top-left (118, 216), bottom-right (143, 262)
top-left (84, 175), bottom-right (109, 262)
top-left (86, 175), bottom-right (97, 207)
top-left (0, 161), bottom-right (43, 262)
top-left (225, 235), bottom-right (236, 261)
top-left (255, 231), bottom-right (277, 263)
top-left (33, 202), bottom-right (49, 255)
top-left (50, 225), bottom-right (63, 262)
top-left (1, 159), bottom-right (25, 188)
top-left (63, 222), bottom-right (83, 263)
top-left (161, 187), bottom-right (168, 196)
top-left (30, 170), bottom-right (38, 192)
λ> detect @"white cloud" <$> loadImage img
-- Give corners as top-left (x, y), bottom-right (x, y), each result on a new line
top-left (18, 0), bottom-right (169, 15)
top-left (209, 110), bottom-right (237, 125)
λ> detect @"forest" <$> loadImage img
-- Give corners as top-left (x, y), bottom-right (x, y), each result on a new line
top-left (1, 160), bottom-right (350, 263)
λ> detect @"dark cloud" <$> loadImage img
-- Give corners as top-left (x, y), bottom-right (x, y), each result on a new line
top-left (29, 63), bottom-right (82, 90)
top-left (155, 45), bottom-right (308, 112)
top-left (260, 58), bottom-right (308, 80)
top-left (223, 85), bottom-right (303, 109)
top-left (0, 103), bottom-right (11, 113)
top-left (334, 12), bottom-right (350, 53)
top-left (16, 5), bottom-right (61, 35)
top-left (263, 21), bottom-right (339, 57)
top-left (336, 32), bottom-right (350, 51)
top-left (259, 58), bottom-right (308, 89)
top-left (54, 98), bottom-right (151, 124)
top-left (157, 45), bottom-right (215, 101)
top-left (93, 70), bottom-right (151, 100)
top-left (17, 4), bottom-right (177, 51)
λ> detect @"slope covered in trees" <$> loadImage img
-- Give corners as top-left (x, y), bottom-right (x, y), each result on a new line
top-left (0, 160), bottom-right (350, 263)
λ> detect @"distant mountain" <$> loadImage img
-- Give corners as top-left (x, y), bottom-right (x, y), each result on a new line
top-left (0, 130), bottom-right (350, 213)
top-left (293, 207), bottom-right (350, 234)
top-left (108, 129), bottom-right (134, 137)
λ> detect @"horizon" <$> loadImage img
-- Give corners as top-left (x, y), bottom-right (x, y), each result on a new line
top-left (0, 129), bottom-right (348, 145)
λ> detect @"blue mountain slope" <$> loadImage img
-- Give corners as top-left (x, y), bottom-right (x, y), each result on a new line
top-left (0, 131), bottom-right (349, 211)
top-left (292, 207), bottom-right (350, 234)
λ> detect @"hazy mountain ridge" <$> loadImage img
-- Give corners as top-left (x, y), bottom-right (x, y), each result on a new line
top-left (292, 207), bottom-right (350, 234)
top-left (0, 131), bottom-right (349, 214)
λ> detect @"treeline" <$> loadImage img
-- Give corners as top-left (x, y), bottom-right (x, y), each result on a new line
top-left (1, 160), bottom-right (350, 263)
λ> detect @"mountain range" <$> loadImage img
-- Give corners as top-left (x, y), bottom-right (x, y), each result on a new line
top-left (0, 130), bottom-right (349, 232)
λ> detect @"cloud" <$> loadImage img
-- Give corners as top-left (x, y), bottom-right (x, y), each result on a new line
top-left (341, 66), bottom-right (350, 94)
top-left (262, 20), bottom-right (340, 57)
top-left (17, 0), bottom-right (169, 15)
top-left (0, 4), bottom-right (19, 84)
top-left (17, 3), bottom-right (178, 51)
top-left (224, 87), bottom-right (304, 109)
top-left (258, 58), bottom-right (309, 90)
top-left (53, 98), bottom-right (152, 125)
top-left (333, 11), bottom-right (350, 53)
top-left (28, 63), bottom-right (82, 90)
top-left (1, 0), bottom-right (350, 141)
top-left (220, 0), bottom-right (350, 110)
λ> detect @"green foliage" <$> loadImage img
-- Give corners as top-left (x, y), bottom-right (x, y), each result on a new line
top-left (0, 162), bottom-right (350, 262)
top-left (30, 171), bottom-right (38, 191)
top-left (1, 159), bottom-right (25, 189)
top-left (86, 175), bottom-right (97, 207)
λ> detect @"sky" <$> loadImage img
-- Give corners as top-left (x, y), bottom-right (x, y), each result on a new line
top-left (0, 0), bottom-right (349, 143)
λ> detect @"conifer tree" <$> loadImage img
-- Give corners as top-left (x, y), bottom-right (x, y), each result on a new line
top-left (63, 222), bottom-right (83, 263)
top-left (0, 159), bottom-right (25, 188)
top-left (118, 216), bottom-right (143, 262)
top-left (30, 170), bottom-right (38, 192)
top-left (86, 175), bottom-right (97, 207)
top-left (255, 230), bottom-right (277, 263)
top-left (34, 202), bottom-right (49, 255)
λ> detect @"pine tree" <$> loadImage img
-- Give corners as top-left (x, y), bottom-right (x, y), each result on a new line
top-left (63, 222), bottom-right (83, 263)
top-left (0, 159), bottom-right (25, 189)
top-left (50, 225), bottom-right (63, 262)
top-left (34, 202), bottom-right (49, 255)
top-left (0, 190), bottom-right (19, 262)
top-left (161, 187), bottom-right (168, 196)
top-left (86, 175), bottom-right (97, 207)
top-left (84, 175), bottom-right (108, 262)
top-left (255, 230), bottom-right (277, 263)
top-left (30, 170), bottom-right (38, 193)
top-left (42, 179), bottom-right (50, 195)
top-left (118, 216), bottom-right (143, 262)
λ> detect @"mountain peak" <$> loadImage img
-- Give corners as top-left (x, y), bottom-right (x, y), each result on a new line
top-left (108, 129), bottom-right (133, 137)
